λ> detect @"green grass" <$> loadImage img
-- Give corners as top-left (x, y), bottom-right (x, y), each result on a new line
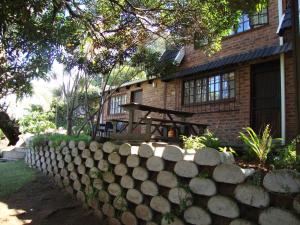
top-left (0, 160), bottom-right (37, 198)
top-left (30, 133), bottom-right (91, 148)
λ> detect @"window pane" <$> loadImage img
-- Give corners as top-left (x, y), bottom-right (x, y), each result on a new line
top-left (229, 72), bottom-right (235, 98)
top-left (184, 96), bottom-right (189, 104)
top-left (184, 81), bottom-right (191, 104)
top-left (184, 82), bottom-right (189, 88)
top-left (209, 92), bottom-right (214, 101)
top-left (215, 92), bottom-right (220, 100)
top-left (223, 90), bottom-right (229, 98)
top-left (110, 95), bottom-right (127, 114)
top-left (230, 89), bottom-right (235, 98)
top-left (215, 82), bottom-right (220, 92)
top-left (215, 75), bottom-right (221, 100)
top-left (189, 80), bottom-right (194, 87)
top-left (251, 8), bottom-right (268, 27)
top-left (223, 81), bottom-right (228, 89)
top-left (204, 79), bottom-right (208, 102)
top-left (222, 73), bottom-right (235, 99)
top-left (183, 72), bottom-right (235, 104)
top-left (195, 86), bottom-right (201, 103)
top-left (190, 96), bottom-right (194, 104)
top-left (202, 79), bottom-right (207, 102)
top-left (184, 88), bottom-right (189, 97)
top-left (232, 7), bottom-right (268, 34)
top-left (237, 14), bottom-right (250, 33)
top-left (222, 74), bottom-right (229, 99)
top-left (209, 77), bottom-right (215, 101)
top-left (209, 77), bottom-right (215, 92)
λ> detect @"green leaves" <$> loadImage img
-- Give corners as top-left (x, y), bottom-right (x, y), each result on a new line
top-left (19, 105), bottom-right (56, 134)
top-left (29, 133), bottom-right (91, 149)
top-left (182, 130), bottom-right (221, 150)
top-left (107, 65), bottom-right (146, 86)
top-left (0, 0), bottom-right (268, 111)
top-left (239, 125), bottom-right (274, 164)
top-left (271, 136), bottom-right (300, 170)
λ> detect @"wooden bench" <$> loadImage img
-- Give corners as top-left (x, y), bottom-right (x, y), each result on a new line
top-left (141, 117), bottom-right (208, 138)
top-left (143, 117), bottom-right (208, 126)
top-left (109, 119), bottom-right (152, 142)
top-left (107, 103), bottom-right (209, 142)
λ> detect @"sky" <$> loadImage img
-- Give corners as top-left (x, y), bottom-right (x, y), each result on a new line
top-left (6, 61), bottom-right (64, 119)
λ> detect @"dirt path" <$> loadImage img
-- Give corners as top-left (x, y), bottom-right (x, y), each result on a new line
top-left (0, 174), bottom-right (103, 225)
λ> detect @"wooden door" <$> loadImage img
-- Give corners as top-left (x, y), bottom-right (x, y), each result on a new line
top-left (251, 60), bottom-right (281, 137)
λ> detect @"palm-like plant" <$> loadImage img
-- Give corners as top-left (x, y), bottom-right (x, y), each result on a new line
top-left (239, 125), bottom-right (273, 164)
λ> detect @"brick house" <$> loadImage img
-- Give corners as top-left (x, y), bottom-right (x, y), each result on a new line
top-left (102, 0), bottom-right (298, 146)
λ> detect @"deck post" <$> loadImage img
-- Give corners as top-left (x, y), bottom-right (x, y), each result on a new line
top-left (144, 118), bottom-right (152, 138)
top-left (112, 121), bottom-right (117, 135)
top-left (128, 109), bottom-right (134, 134)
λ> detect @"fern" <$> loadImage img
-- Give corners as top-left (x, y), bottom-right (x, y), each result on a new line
top-left (239, 125), bottom-right (275, 164)
top-left (181, 130), bottom-right (221, 150)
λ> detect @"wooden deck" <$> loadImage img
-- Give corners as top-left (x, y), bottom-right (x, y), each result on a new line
top-left (108, 103), bottom-right (208, 142)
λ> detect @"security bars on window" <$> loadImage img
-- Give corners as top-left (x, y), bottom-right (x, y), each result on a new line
top-left (183, 72), bottom-right (235, 105)
top-left (109, 95), bottom-right (127, 115)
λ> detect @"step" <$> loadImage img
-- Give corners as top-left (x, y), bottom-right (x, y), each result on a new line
top-left (2, 149), bottom-right (26, 160)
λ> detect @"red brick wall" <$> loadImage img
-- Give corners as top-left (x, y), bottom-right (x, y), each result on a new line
top-left (102, 0), bottom-right (298, 146)
top-left (171, 64), bottom-right (252, 146)
top-left (285, 52), bottom-right (298, 141)
top-left (180, 0), bottom-right (280, 70)
top-left (102, 79), bottom-right (167, 122)
top-left (102, 53), bottom-right (297, 146)
top-left (102, 64), bottom-right (253, 146)
top-left (175, 57), bottom-right (297, 145)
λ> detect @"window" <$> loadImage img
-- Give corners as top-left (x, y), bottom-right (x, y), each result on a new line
top-left (109, 95), bottom-right (127, 115)
top-left (231, 8), bottom-right (268, 34)
top-left (183, 72), bottom-right (235, 105)
top-left (194, 7), bottom-right (268, 48)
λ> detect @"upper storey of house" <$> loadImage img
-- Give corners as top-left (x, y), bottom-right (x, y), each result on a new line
top-left (162, 0), bottom-right (292, 78)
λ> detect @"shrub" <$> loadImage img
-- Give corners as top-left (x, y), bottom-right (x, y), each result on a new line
top-left (181, 135), bottom-right (204, 150)
top-left (29, 133), bottom-right (91, 148)
top-left (0, 129), bottom-right (5, 140)
top-left (219, 146), bottom-right (237, 156)
top-left (19, 105), bottom-right (56, 134)
top-left (271, 136), bottom-right (300, 170)
top-left (239, 125), bottom-right (278, 164)
top-left (72, 124), bottom-right (92, 136)
top-left (199, 131), bottom-right (221, 149)
top-left (182, 130), bottom-right (221, 150)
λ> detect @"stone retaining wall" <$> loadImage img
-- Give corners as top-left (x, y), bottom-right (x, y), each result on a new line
top-left (25, 141), bottom-right (300, 225)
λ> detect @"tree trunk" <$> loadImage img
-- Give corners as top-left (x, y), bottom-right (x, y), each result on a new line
top-left (66, 115), bottom-right (73, 135)
top-left (0, 111), bottom-right (20, 146)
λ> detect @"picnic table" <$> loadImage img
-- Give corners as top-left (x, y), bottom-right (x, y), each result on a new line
top-left (110, 103), bottom-right (208, 142)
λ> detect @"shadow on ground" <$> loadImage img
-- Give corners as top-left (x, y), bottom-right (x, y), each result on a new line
top-left (0, 174), bottom-right (103, 225)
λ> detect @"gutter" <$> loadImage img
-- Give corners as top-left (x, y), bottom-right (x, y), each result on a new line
top-left (278, 0), bottom-right (286, 144)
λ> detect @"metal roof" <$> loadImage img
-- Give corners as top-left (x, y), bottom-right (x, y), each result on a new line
top-left (162, 42), bottom-right (292, 81)
top-left (120, 77), bottom-right (155, 87)
top-left (277, 2), bottom-right (292, 36)
top-left (159, 48), bottom-right (180, 63)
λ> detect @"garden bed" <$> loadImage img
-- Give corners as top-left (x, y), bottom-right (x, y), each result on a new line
top-left (25, 139), bottom-right (300, 225)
